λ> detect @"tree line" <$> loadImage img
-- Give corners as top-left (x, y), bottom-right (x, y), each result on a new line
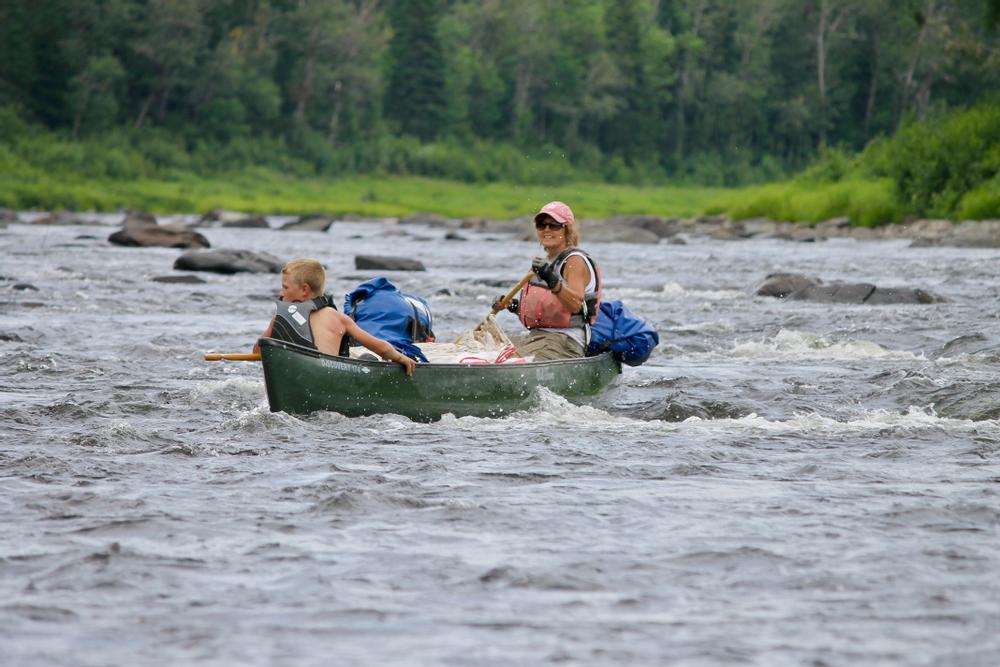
top-left (1, 0), bottom-right (998, 186)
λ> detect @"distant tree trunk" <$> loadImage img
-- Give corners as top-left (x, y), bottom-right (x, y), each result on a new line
top-left (674, 71), bottom-right (687, 162)
top-left (899, 0), bottom-right (937, 125)
top-left (863, 36), bottom-right (879, 137)
top-left (71, 110), bottom-right (83, 139)
top-left (328, 80), bottom-right (343, 144)
top-left (135, 93), bottom-right (154, 129)
top-left (295, 52), bottom-right (316, 125)
top-left (155, 88), bottom-right (169, 122)
top-left (512, 59), bottom-right (533, 136)
top-left (914, 73), bottom-right (934, 119)
top-left (815, 0), bottom-right (847, 148)
top-left (673, 0), bottom-right (708, 163)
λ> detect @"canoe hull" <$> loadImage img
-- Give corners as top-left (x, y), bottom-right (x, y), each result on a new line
top-left (258, 338), bottom-right (621, 420)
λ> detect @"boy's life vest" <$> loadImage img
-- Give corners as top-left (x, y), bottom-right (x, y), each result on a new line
top-left (517, 248), bottom-right (602, 330)
top-left (271, 295), bottom-right (351, 357)
top-left (344, 278), bottom-right (434, 363)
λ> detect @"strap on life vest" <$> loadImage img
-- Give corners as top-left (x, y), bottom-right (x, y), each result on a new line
top-left (517, 248), bottom-right (602, 329)
top-left (271, 295), bottom-right (351, 357)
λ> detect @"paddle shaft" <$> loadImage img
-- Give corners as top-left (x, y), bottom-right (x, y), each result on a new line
top-left (203, 353), bottom-right (262, 361)
top-left (492, 270), bottom-right (535, 313)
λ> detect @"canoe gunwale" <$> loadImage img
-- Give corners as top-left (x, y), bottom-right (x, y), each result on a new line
top-left (257, 337), bottom-right (622, 371)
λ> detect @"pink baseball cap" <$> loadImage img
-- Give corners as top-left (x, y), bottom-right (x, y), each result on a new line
top-left (533, 201), bottom-right (575, 228)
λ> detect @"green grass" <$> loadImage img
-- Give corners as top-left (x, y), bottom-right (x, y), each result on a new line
top-left (6, 102), bottom-right (1000, 224)
top-left (0, 159), bottom-right (909, 225)
top-left (0, 169), bottom-right (730, 219)
top-left (956, 177), bottom-right (1000, 220)
top-left (707, 178), bottom-right (903, 227)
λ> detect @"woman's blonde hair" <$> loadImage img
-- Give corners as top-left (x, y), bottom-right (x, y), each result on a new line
top-left (282, 258), bottom-right (326, 295)
top-left (565, 224), bottom-right (580, 248)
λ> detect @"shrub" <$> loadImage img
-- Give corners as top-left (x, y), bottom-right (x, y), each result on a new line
top-left (797, 146), bottom-right (856, 183)
top-left (957, 178), bottom-right (1000, 220)
top-left (874, 102), bottom-right (1000, 217)
top-left (133, 130), bottom-right (192, 172)
top-left (0, 144), bottom-right (28, 175)
top-left (0, 105), bottom-right (29, 144)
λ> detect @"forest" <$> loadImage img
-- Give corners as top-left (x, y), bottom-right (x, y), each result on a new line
top-left (1, 0), bottom-right (999, 220)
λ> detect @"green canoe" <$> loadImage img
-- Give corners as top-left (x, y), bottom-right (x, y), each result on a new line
top-left (258, 337), bottom-right (622, 421)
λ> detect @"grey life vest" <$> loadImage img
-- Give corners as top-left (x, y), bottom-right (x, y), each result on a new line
top-left (271, 295), bottom-right (350, 356)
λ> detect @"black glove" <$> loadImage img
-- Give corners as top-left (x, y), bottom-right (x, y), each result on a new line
top-left (492, 295), bottom-right (520, 314)
top-left (531, 257), bottom-right (560, 290)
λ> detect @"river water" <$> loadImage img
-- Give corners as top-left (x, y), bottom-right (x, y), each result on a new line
top-left (2, 216), bottom-right (998, 666)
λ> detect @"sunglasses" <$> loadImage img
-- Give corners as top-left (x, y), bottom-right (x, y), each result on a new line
top-left (535, 220), bottom-right (565, 231)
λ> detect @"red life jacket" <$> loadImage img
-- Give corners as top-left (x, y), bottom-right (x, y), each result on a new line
top-left (518, 249), bottom-right (602, 330)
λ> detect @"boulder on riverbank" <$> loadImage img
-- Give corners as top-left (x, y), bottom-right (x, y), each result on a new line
top-left (755, 272), bottom-right (939, 304)
top-left (199, 208), bottom-right (269, 228)
top-left (714, 216), bottom-right (1000, 247)
top-left (582, 221), bottom-right (662, 244)
top-left (401, 212), bottom-right (450, 227)
top-left (30, 211), bottom-right (91, 226)
top-left (26, 204), bottom-right (1000, 247)
top-left (354, 255), bottom-right (426, 271)
top-left (109, 211), bottom-right (211, 249)
top-left (461, 217), bottom-right (530, 234)
top-left (909, 219), bottom-right (1000, 248)
top-left (174, 249), bottom-right (282, 274)
top-left (279, 214), bottom-right (334, 232)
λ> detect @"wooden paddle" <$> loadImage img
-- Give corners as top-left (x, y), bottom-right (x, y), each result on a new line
top-left (203, 353), bottom-right (262, 361)
top-left (454, 270), bottom-right (534, 345)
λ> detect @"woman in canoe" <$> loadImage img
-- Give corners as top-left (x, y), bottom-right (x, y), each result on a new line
top-left (254, 258), bottom-right (416, 376)
top-left (493, 201), bottom-right (602, 361)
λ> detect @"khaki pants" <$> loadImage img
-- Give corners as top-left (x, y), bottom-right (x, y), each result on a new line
top-left (513, 331), bottom-right (585, 361)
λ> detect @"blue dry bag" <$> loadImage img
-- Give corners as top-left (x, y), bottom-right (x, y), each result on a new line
top-left (587, 300), bottom-right (659, 366)
top-left (344, 278), bottom-right (434, 362)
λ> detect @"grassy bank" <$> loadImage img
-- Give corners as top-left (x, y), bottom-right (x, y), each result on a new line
top-left (5, 99), bottom-right (1000, 224)
top-left (0, 168), bottom-right (731, 220)
top-left (1, 166), bottom-right (909, 225)
top-left (0, 114), bottom-right (898, 222)
top-left (709, 178), bottom-right (902, 227)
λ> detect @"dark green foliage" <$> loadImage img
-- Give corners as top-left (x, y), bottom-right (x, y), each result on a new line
top-left (600, 0), bottom-right (658, 162)
top-left (875, 103), bottom-right (1000, 217)
top-left (989, 0), bottom-right (1000, 28)
top-left (68, 55), bottom-right (126, 136)
top-left (385, 0), bottom-right (448, 141)
top-left (0, 0), bottom-right (998, 220)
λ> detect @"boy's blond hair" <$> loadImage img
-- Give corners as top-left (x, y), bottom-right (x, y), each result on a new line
top-left (282, 258), bottom-right (326, 296)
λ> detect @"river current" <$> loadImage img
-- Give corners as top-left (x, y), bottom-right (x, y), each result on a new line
top-left (2, 215), bottom-right (998, 666)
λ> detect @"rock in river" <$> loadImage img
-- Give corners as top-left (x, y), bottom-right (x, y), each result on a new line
top-left (174, 249), bottom-right (283, 274)
top-left (755, 272), bottom-right (939, 304)
top-left (108, 212), bottom-right (210, 249)
top-left (354, 255), bottom-right (426, 271)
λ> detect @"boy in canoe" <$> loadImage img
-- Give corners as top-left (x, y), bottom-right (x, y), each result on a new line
top-left (493, 201), bottom-right (602, 361)
top-left (254, 258), bottom-right (416, 376)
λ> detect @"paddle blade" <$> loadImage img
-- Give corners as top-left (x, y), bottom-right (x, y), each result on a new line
top-left (454, 270), bottom-right (534, 345)
top-left (469, 313), bottom-right (514, 348)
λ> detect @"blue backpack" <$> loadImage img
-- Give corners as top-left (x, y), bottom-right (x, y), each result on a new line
top-left (587, 300), bottom-right (659, 366)
top-left (344, 278), bottom-right (434, 363)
